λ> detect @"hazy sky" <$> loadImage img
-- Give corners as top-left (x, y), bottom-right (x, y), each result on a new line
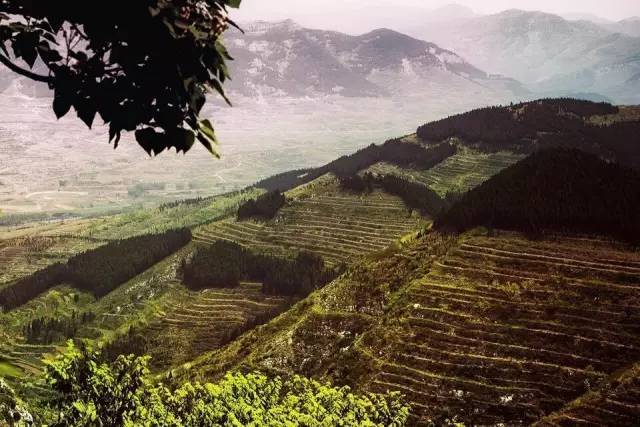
top-left (231, 0), bottom-right (640, 33)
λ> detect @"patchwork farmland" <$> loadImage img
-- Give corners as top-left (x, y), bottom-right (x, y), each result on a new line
top-left (193, 176), bottom-right (426, 266)
top-left (367, 231), bottom-right (640, 425)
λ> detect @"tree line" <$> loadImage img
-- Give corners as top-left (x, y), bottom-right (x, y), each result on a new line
top-left (256, 141), bottom-right (457, 192)
top-left (0, 229), bottom-right (191, 312)
top-left (339, 172), bottom-right (448, 217)
top-left (67, 229), bottom-right (191, 297)
top-left (182, 241), bottom-right (340, 297)
top-left (416, 98), bottom-right (640, 169)
top-left (237, 191), bottom-right (286, 221)
top-left (435, 148), bottom-right (640, 244)
top-left (23, 311), bottom-right (96, 345)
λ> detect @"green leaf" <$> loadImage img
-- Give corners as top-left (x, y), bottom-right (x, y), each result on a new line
top-left (226, 0), bottom-right (242, 8)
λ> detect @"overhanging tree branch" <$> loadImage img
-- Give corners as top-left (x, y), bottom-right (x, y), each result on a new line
top-left (0, 52), bottom-right (53, 83)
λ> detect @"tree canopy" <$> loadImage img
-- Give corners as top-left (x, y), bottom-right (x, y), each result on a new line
top-left (38, 341), bottom-right (410, 426)
top-left (0, 0), bottom-right (241, 155)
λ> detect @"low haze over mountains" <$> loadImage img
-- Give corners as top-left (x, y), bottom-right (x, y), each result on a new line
top-left (414, 8), bottom-right (640, 103)
top-left (2, 5), bottom-right (638, 104)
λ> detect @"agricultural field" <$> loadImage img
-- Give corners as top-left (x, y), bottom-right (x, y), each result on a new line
top-left (365, 146), bottom-right (525, 197)
top-left (183, 228), bottom-right (640, 425)
top-left (367, 230), bottom-right (640, 425)
top-left (0, 190), bottom-right (258, 289)
top-left (537, 362), bottom-right (640, 426)
top-left (193, 175), bottom-right (428, 267)
top-left (0, 245), bottom-right (191, 381)
top-left (0, 235), bottom-right (105, 287)
top-left (113, 282), bottom-right (294, 370)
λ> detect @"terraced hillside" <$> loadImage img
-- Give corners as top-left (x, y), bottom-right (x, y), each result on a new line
top-left (368, 231), bottom-right (640, 425)
top-left (365, 146), bottom-right (524, 197)
top-left (193, 175), bottom-right (426, 267)
top-left (0, 235), bottom-right (105, 286)
top-left (183, 229), bottom-right (640, 425)
top-left (110, 282), bottom-right (293, 370)
top-left (537, 362), bottom-right (640, 426)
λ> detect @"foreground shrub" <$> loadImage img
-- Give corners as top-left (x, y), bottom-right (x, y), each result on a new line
top-left (44, 342), bottom-right (409, 426)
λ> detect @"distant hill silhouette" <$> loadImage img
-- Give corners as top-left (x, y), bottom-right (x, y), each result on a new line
top-left (436, 148), bottom-right (640, 243)
top-left (417, 99), bottom-right (640, 169)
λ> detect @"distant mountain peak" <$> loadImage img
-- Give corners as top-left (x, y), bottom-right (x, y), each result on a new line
top-left (220, 21), bottom-right (526, 99)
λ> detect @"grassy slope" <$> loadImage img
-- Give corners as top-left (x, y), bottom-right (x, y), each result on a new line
top-left (8, 100), bottom-right (638, 422)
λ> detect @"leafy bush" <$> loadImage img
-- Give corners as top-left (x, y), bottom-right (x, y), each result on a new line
top-left (0, 379), bottom-right (33, 427)
top-left (44, 342), bottom-right (409, 426)
top-left (237, 191), bottom-right (286, 220)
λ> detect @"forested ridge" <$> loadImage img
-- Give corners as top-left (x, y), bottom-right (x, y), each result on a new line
top-left (417, 99), bottom-right (640, 169)
top-left (256, 140), bottom-right (456, 192)
top-left (0, 229), bottom-right (191, 311)
top-left (339, 173), bottom-right (448, 217)
top-left (237, 191), bottom-right (286, 220)
top-left (183, 241), bottom-right (339, 296)
top-left (436, 148), bottom-right (640, 243)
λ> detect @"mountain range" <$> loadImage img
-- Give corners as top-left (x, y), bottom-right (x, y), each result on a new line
top-left (1, 7), bottom-right (639, 104)
top-left (224, 20), bottom-right (526, 100)
top-left (411, 9), bottom-right (640, 104)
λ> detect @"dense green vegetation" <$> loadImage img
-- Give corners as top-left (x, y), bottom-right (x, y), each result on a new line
top-left (67, 229), bottom-right (191, 296)
top-left (0, 379), bottom-right (32, 426)
top-left (27, 342), bottom-right (408, 426)
top-left (257, 141), bottom-right (456, 192)
top-left (237, 191), bottom-right (286, 221)
top-left (183, 241), bottom-right (338, 296)
top-left (23, 311), bottom-right (96, 345)
top-left (417, 99), bottom-right (640, 169)
top-left (340, 173), bottom-right (447, 216)
top-left (436, 148), bottom-right (640, 243)
top-left (0, 229), bottom-right (191, 311)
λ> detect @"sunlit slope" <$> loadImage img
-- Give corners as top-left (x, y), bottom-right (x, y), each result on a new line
top-left (193, 175), bottom-right (427, 267)
top-left (370, 231), bottom-right (640, 425)
top-left (0, 190), bottom-right (258, 288)
top-left (181, 229), bottom-right (640, 425)
top-left (105, 282), bottom-right (293, 370)
top-left (365, 146), bottom-right (525, 197)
